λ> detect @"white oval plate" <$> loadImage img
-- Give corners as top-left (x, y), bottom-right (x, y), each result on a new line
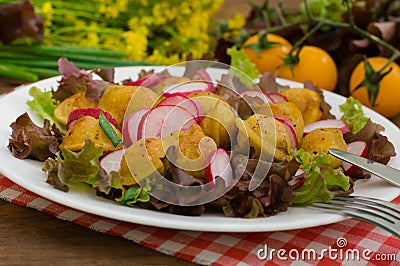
top-left (0, 66), bottom-right (399, 232)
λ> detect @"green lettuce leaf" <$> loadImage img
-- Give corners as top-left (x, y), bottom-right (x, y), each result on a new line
top-left (227, 46), bottom-right (260, 87)
top-left (292, 149), bottom-right (352, 204)
top-left (26, 86), bottom-right (65, 133)
top-left (339, 96), bottom-right (368, 134)
top-left (44, 140), bottom-right (123, 196)
top-left (121, 187), bottom-right (150, 206)
top-left (59, 139), bottom-right (103, 186)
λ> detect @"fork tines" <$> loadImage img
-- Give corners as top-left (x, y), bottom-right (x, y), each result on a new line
top-left (308, 196), bottom-right (400, 238)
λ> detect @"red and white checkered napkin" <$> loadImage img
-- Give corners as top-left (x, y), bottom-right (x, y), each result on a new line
top-left (0, 175), bottom-right (398, 266)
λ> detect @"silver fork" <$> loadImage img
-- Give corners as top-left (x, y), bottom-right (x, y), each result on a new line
top-left (308, 196), bottom-right (400, 238)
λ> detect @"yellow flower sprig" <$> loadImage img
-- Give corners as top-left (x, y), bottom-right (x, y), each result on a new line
top-left (29, 0), bottom-right (224, 64)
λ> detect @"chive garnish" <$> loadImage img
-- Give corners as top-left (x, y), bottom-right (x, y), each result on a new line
top-left (99, 111), bottom-right (121, 147)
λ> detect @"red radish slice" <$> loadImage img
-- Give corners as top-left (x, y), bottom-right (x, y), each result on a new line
top-left (162, 81), bottom-right (210, 97)
top-left (295, 168), bottom-right (306, 176)
top-left (342, 141), bottom-right (368, 174)
top-left (139, 105), bottom-right (197, 139)
top-left (268, 93), bottom-right (288, 103)
top-left (122, 108), bottom-right (150, 147)
top-left (240, 90), bottom-right (273, 103)
top-left (192, 69), bottom-right (216, 93)
top-left (294, 168), bottom-right (306, 189)
top-left (274, 116), bottom-right (298, 149)
top-left (67, 108), bottom-right (117, 130)
top-left (205, 148), bottom-right (233, 187)
top-left (125, 74), bottom-right (169, 88)
top-left (156, 95), bottom-right (204, 123)
top-left (100, 149), bottom-right (124, 174)
top-left (303, 119), bottom-right (350, 136)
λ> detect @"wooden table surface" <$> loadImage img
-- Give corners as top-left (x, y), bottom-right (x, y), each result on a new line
top-left (1, 1), bottom-right (400, 265)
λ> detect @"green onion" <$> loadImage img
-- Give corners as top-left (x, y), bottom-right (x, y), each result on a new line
top-left (0, 62), bottom-right (59, 79)
top-left (0, 44), bottom-right (125, 58)
top-left (0, 64), bottom-right (39, 82)
top-left (99, 111), bottom-right (121, 147)
top-left (0, 50), bottom-right (150, 67)
top-left (0, 44), bottom-right (151, 82)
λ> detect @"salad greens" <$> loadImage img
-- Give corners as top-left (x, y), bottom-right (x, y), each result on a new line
top-left (121, 187), bottom-right (150, 206)
top-left (227, 46), bottom-right (260, 87)
top-left (44, 139), bottom-right (123, 195)
top-left (8, 112), bottom-right (60, 161)
top-left (292, 149), bottom-right (352, 203)
top-left (27, 87), bottom-right (65, 132)
top-left (7, 58), bottom-right (396, 218)
top-left (339, 96), bottom-right (369, 134)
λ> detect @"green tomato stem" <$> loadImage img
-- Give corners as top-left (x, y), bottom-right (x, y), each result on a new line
top-left (290, 20), bottom-right (323, 53)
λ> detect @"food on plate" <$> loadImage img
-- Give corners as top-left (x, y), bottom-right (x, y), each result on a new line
top-left (6, 58), bottom-right (396, 218)
top-left (187, 92), bottom-right (223, 115)
top-left (61, 116), bottom-right (122, 152)
top-left (300, 128), bottom-right (347, 168)
top-left (123, 137), bottom-right (167, 184)
top-left (303, 119), bottom-right (349, 136)
top-left (238, 114), bottom-right (296, 162)
top-left (281, 88), bottom-right (322, 125)
top-left (255, 101), bottom-right (304, 141)
top-left (98, 85), bottom-right (158, 129)
top-left (153, 77), bottom-right (191, 94)
top-left (176, 124), bottom-right (216, 178)
top-left (200, 100), bottom-right (237, 150)
top-left (66, 108), bottom-right (117, 130)
top-left (54, 90), bottom-right (97, 125)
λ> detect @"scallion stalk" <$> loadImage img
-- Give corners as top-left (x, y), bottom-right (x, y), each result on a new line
top-left (0, 44), bottom-right (125, 58)
top-left (0, 64), bottom-right (39, 82)
top-left (0, 62), bottom-right (59, 78)
top-left (0, 44), bottom-right (151, 82)
top-left (99, 111), bottom-right (121, 147)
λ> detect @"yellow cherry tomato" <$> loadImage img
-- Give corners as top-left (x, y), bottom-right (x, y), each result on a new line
top-left (349, 57), bottom-right (400, 118)
top-left (243, 33), bottom-right (292, 74)
top-left (277, 46), bottom-right (338, 91)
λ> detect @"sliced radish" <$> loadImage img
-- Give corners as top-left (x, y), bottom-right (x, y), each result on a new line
top-left (67, 108), bottom-right (117, 130)
top-left (295, 168), bottom-right (306, 176)
top-left (156, 95), bottom-right (204, 123)
top-left (274, 116), bottom-right (298, 149)
top-left (342, 141), bottom-right (368, 174)
top-left (192, 69), bottom-right (216, 93)
top-left (162, 81), bottom-right (210, 97)
top-left (294, 168), bottom-right (306, 189)
top-left (240, 90), bottom-right (274, 104)
top-left (100, 149), bottom-right (124, 174)
top-left (125, 74), bottom-right (169, 89)
top-left (303, 119), bottom-right (350, 136)
top-left (122, 108), bottom-right (150, 147)
top-left (268, 93), bottom-right (288, 103)
top-left (139, 105), bottom-right (197, 139)
top-left (205, 148), bottom-right (233, 188)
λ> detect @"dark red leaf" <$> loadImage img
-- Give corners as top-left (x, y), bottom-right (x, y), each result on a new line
top-left (0, 0), bottom-right (43, 44)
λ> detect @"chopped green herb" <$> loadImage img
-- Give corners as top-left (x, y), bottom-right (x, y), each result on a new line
top-left (98, 111), bottom-right (121, 147)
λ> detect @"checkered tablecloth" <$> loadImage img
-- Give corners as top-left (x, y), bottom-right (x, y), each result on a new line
top-left (0, 175), bottom-right (398, 265)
